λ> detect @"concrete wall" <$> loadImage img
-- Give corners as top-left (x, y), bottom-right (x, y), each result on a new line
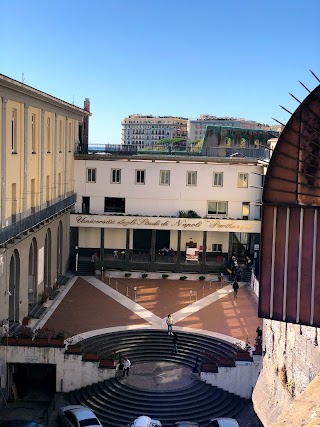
top-left (0, 345), bottom-right (114, 393)
top-left (201, 356), bottom-right (262, 399)
top-left (252, 319), bottom-right (320, 426)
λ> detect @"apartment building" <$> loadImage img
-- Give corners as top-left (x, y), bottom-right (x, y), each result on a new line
top-left (121, 115), bottom-right (188, 148)
top-left (72, 149), bottom-right (264, 273)
top-left (0, 74), bottom-right (89, 326)
top-left (188, 114), bottom-right (282, 142)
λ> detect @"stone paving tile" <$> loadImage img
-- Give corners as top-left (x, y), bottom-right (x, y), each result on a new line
top-left (42, 277), bottom-right (149, 335)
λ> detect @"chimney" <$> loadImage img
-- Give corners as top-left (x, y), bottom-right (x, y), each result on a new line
top-left (84, 98), bottom-right (90, 112)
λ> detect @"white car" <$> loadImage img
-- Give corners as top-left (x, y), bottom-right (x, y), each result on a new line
top-left (209, 419), bottom-right (239, 427)
top-left (131, 416), bottom-right (162, 427)
top-left (58, 405), bottom-right (102, 427)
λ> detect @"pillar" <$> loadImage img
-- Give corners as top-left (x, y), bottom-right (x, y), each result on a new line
top-left (100, 228), bottom-right (104, 263)
top-left (125, 228), bottom-right (130, 270)
top-left (150, 229), bottom-right (156, 271)
top-left (175, 230), bottom-right (182, 273)
top-left (200, 231), bottom-right (208, 274)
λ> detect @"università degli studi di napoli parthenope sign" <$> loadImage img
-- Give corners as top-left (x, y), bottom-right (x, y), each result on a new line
top-left (71, 214), bottom-right (260, 233)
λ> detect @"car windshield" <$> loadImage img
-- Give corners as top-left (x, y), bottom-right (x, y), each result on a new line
top-left (79, 419), bottom-right (100, 427)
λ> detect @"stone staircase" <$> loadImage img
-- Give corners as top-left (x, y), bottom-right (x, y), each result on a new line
top-left (65, 330), bottom-right (247, 427)
top-left (76, 260), bottom-right (95, 276)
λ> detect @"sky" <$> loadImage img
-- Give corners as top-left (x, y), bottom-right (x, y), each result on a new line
top-left (1, 0), bottom-right (319, 145)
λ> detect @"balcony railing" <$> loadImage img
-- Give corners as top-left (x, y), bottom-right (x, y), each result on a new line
top-left (76, 144), bottom-right (270, 160)
top-left (0, 193), bottom-right (76, 245)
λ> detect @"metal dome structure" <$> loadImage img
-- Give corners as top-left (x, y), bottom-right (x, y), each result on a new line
top-left (259, 71), bottom-right (320, 326)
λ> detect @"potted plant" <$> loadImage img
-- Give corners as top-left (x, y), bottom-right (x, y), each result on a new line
top-left (141, 273), bottom-right (148, 278)
top-left (162, 274), bottom-right (169, 279)
top-left (124, 273), bottom-right (132, 278)
top-left (51, 329), bottom-right (70, 346)
top-left (22, 315), bottom-right (32, 326)
top-left (179, 275), bottom-right (187, 280)
top-left (33, 327), bottom-right (54, 345)
top-left (38, 287), bottom-right (49, 305)
top-left (15, 326), bottom-right (33, 345)
top-left (199, 276), bottom-right (206, 281)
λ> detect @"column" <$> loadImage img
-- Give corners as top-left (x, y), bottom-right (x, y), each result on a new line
top-left (125, 228), bottom-right (130, 270)
top-left (150, 229), bottom-right (156, 271)
top-left (1, 98), bottom-right (7, 227)
top-left (64, 118), bottom-right (68, 196)
top-left (200, 231), bottom-right (207, 274)
top-left (23, 104), bottom-right (29, 214)
top-left (100, 228), bottom-right (105, 263)
top-left (175, 230), bottom-right (182, 273)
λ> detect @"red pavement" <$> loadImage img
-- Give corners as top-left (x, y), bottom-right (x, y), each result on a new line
top-left (43, 277), bottom-right (261, 344)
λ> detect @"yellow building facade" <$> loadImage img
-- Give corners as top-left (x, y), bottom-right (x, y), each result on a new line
top-left (0, 74), bottom-right (89, 326)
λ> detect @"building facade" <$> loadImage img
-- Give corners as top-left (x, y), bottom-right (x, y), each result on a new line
top-left (0, 74), bottom-right (89, 326)
top-left (121, 115), bottom-right (188, 148)
top-left (72, 152), bottom-right (264, 273)
top-left (188, 114), bottom-right (282, 142)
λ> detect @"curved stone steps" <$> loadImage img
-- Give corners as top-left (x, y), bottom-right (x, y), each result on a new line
top-left (69, 376), bottom-right (245, 427)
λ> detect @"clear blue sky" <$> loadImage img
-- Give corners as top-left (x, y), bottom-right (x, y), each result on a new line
top-left (2, 0), bottom-right (319, 144)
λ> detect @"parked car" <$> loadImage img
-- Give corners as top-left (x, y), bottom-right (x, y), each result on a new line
top-left (131, 416), bottom-right (162, 427)
top-left (174, 422), bottom-right (199, 427)
top-left (58, 405), bottom-right (102, 427)
top-left (209, 418), bottom-right (239, 427)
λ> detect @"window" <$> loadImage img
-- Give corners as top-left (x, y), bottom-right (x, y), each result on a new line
top-left (11, 183), bottom-right (17, 223)
top-left (31, 114), bottom-right (36, 153)
top-left (212, 244), bottom-right (222, 252)
top-left (160, 170), bottom-right (170, 185)
top-left (242, 202), bottom-right (250, 220)
top-left (111, 169), bottom-right (121, 184)
top-left (238, 172), bottom-right (248, 188)
top-left (68, 122), bottom-right (72, 152)
top-left (136, 169), bottom-right (145, 184)
top-left (187, 171), bottom-right (197, 186)
top-left (86, 168), bottom-right (96, 183)
top-left (46, 117), bottom-right (51, 152)
top-left (208, 201), bottom-right (228, 215)
top-left (213, 172), bottom-right (223, 187)
top-left (11, 109), bottom-right (17, 153)
top-left (104, 197), bottom-right (125, 213)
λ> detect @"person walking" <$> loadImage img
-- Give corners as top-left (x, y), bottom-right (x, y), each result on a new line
top-left (123, 357), bottom-right (131, 377)
top-left (232, 279), bottom-right (239, 299)
top-left (172, 332), bottom-right (178, 354)
top-left (166, 314), bottom-right (173, 335)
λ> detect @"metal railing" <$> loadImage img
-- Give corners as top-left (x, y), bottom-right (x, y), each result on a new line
top-left (77, 144), bottom-right (270, 160)
top-left (0, 194), bottom-right (76, 245)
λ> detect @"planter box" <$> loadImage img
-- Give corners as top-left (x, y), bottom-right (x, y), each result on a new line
top-left (33, 338), bottom-right (49, 346)
top-left (99, 359), bottom-right (116, 369)
top-left (201, 363), bottom-right (218, 373)
top-left (218, 357), bottom-right (236, 367)
top-left (236, 350), bottom-right (252, 361)
top-left (65, 344), bottom-right (82, 354)
top-left (17, 338), bottom-right (33, 346)
top-left (82, 352), bottom-right (99, 362)
top-left (48, 338), bottom-right (65, 347)
top-left (1, 337), bottom-right (17, 345)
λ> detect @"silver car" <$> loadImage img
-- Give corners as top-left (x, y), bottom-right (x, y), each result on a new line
top-left (209, 419), bottom-right (239, 427)
top-left (58, 405), bottom-right (102, 427)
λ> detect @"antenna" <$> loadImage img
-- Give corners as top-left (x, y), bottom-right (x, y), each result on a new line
top-left (22, 73), bottom-right (25, 83)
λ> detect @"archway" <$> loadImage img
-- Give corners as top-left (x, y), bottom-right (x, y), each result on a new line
top-left (56, 221), bottom-right (63, 275)
top-left (44, 229), bottom-right (52, 291)
top-left (28, 238), bottom-right (38, 305)
top-left (9, 250), bottom-right (20, 322)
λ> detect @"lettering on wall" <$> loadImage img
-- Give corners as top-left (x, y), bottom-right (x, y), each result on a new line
top-left (72, 215), bottom-right (260, 233)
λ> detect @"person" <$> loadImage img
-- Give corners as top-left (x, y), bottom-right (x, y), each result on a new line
top-left (172, 332), bottom-right (178, 354)
top-left (246, 255), bottom-right (252, 270)
top-left (166, 314), bottom-right (173, 335)
top-left (256, 326), bottom-right (262, 343)
top-left (113, 250), bottom-right (118, 259)
top-left (236, 266), bottom-right (242, 282)
top-left (122, 356), bottom-right (131, 377)
top-left (232, 279), bottom-right (239, 299)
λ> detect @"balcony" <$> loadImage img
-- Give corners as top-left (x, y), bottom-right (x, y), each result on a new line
top-left (0, 193), bottom-right (76, 246)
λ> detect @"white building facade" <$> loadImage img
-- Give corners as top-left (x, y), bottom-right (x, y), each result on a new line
top-left (72, 153), bottom-right (264, 273)
top-left (121, 115), bottom-right (188, 148)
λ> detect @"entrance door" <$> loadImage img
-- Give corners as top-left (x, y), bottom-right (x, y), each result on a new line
top-left (133, 229), bottom-right (152, 252)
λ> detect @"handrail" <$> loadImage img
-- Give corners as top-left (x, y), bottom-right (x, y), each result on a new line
top-left (104, 271), bottom-right (138, 299)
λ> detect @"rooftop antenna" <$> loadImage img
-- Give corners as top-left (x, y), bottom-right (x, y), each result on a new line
top-left (22, 73), bottom-right (25, 83)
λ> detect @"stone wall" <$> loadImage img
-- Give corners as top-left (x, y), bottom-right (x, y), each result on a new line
top-left (252, 319), bottom-right (320, 426)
